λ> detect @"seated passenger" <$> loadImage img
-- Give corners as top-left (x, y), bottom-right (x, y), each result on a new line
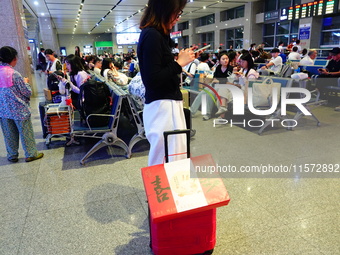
top-left (190, 52), bottom-right (233, 120)
top-left (93, 57), bottom-right (102, 76)
top-left (260, 48), bottom-right (283, 75)
top-left (316, 47), bottom-right (340, 103)
top-left (197, 53), bottom-right (211, 73)
top-left (216, 53), bottom-right (259, 117)
top-left (182, 60), bottom-right (197, 86)
top-left (64, 54), bottom-right (90, 95)
top-left (300, 49), bottom-right (317, 66)
top-left (288, 46), bottom-right (301, 61)
top-left (101, 58), bottom-right (129, 86)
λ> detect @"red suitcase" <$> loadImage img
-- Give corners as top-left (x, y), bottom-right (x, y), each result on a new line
top-left (150, 208), bottom-right (216, 255)
top-left (142, 130), bottom-right (230, 255)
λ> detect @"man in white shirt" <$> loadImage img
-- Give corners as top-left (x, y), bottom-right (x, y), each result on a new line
top-left (288, 47), bottom-right (301, 60)
top-left (260, 48), bottom-right (283, 75)
top-left (299, 49), bottom-right (317, 66)
top-left (294, 40), bottom-right (302, 53)
top-left (196, 53), bottom-right (211, 73)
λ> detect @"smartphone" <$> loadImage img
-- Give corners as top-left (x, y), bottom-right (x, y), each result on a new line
top-left (194, 45), bottom-right (211, 53)
top-left (51, 72), bottom-right (63, 80)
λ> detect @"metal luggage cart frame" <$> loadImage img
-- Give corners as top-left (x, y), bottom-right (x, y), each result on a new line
top-left (44, 103), bottom-right (77, 147)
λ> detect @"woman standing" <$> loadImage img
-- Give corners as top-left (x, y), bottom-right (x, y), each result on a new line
top-left (138, 0), bottom-right (195, 166)
top-left (0, 46), bottom-right (44, 162)
top-left (74, 46), bottom-right (83, 58)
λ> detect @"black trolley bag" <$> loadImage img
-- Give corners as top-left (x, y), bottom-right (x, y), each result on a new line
top-left (78, 79), bottom-right (112, 127)
top-left (142, 130), bottom-right (230, 255)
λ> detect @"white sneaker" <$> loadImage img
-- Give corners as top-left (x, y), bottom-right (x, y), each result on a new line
top-left (202, 115), bottom-right (211, 121)
top-left (215, 106), bottom-right (228, 115)
top-left (335, 106), bottom-right (340, 111)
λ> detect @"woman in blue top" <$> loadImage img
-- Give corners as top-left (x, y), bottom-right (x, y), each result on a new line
top-left (0, 46), bottom-right (43, 162)
top-left (138, 0), bottom-right (195, 166)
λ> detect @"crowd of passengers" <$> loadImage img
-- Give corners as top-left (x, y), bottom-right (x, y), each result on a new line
top-left (37, 41), bottom-right (340, 117)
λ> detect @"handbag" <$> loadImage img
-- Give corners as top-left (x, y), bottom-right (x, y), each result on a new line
top-left (251, 78), bottom-right (281, 108)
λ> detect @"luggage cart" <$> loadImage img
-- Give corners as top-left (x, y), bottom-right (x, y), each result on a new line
top-left (44, 103), bottom-right (75, 147)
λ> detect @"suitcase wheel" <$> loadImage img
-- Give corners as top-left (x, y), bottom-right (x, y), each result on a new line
top-left (193, 249), bottom-right (214, 255)
top-left (203, 249), bottom-right (214, 255)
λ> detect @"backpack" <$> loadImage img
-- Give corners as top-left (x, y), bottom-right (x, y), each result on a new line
top-left (78, 79), bottom-right (112, 127)
top-left (278, 64), bottom-right (293, 77)
top-left (47, 70), bottom-right (65, 91)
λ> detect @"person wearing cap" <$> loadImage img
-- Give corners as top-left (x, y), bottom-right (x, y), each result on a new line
top-left (260, 48), bottom-right (283, 75)
top-left (318, 47), bottom-right (340, 77)
top-left (316, 47), bottom-right (340, 110)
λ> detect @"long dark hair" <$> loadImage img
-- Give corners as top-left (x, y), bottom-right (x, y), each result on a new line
top-left (240, 53), bottom-right (255, 77)
top-left (75, 46), bottom-right (81, 57)
top-left (101, 58), bottom-right (113, 76)
top-left (65, 54), bottom-right (85, 76)
top-left (0, 46), bottom-right (17, 64)
top-left (140, 0), bottom-right (187, 35)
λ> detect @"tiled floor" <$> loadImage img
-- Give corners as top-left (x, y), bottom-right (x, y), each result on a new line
top-left (0, 73), bottom-right (339, 254)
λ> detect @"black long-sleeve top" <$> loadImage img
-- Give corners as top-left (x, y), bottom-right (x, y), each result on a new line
top-left (213, 64), bottom-right (233, 79)
top-left (137, 27), bottom-right (183, 104)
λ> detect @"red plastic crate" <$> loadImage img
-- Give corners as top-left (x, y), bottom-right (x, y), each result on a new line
top-left (150, 209), bottom-right (216, 255)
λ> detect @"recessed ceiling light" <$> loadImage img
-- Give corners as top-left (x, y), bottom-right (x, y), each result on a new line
top-left (34, 1), bottom-right (39, 6)
top-left (41, 13), bottom-right (45, 16)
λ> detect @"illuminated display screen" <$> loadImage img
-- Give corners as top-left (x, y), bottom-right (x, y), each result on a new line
top-left (313, 1), bottom-right (318, 16)
top-left (295, 5), bottom-right (301, 19)
top-left (301, 4), bottom-right (307, 18)
top-left (306, 2), bottom-right (314, 17)
top-left (318, 0), bottom-right (324, 15)
top-left (283, 0), bottom-right (338, 20)
top-left (116, 33), bottom-right (140, 45)
top-left (325, 0), bottom-right (336, 14)
top-left (288, 7), bottom-right (294, 20)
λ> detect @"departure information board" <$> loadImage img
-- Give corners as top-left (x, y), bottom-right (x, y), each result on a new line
top-left (280, 0), bottom-right (338, 21)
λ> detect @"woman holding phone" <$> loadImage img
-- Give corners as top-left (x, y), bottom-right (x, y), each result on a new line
top-left (138, 0), bottom-right (195, 166)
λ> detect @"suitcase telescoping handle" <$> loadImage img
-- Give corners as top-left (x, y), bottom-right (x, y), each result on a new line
top-left (163, 129), bottom-right (191, 163)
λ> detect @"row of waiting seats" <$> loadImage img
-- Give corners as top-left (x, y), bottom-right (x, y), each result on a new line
top-left (43, 71), bottom-right (146, 165)
top-left (245, 75), bottom-right (327, 135)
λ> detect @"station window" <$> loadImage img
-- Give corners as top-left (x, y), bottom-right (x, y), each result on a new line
top-left (265, 0), bottom-right (301, 12)
top-left (263, 20), bottom-right (298, 48)
top-left (221, 6), bottom-right (245, 21)
top-left (226, 27), bottom-right (244, 50)
top-left (321, 16), bottom-right (340, 46)
top-left (198, 14), bottom-right (215, 27)
top-left (178, 21), bottom-right (189, 31)
top-left (200, 32), bottom-right (215, 50)
top-left (181, 36), bottom-right (189, 49)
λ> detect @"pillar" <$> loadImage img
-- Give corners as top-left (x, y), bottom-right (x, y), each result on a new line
top-left (0, 0), bottom-right (31, 81)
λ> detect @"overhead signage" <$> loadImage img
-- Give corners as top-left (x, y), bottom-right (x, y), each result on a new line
top-left (283, 0), bottom-right (338, 21)
top-left (264, 10), bottom-right (279, 21)
top-left (170, 31), bottom-right (182, 39)
top-left (299, 24), bottom-right (311, 40)
top-left (280, 8), bottom-right (288, 20)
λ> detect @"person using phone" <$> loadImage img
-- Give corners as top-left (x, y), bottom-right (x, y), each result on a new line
top-left (45, 49), bottom-right (62, 75)
top-left (0, 46), bottom-right (44, 162)
top-left (316, 47), bottom-right (340, 109)
top-left (138, 0), bottom-right (195, 166)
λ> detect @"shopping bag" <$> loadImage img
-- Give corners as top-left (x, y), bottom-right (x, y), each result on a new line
top-left (252, 78), bottom-right (281, 107)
